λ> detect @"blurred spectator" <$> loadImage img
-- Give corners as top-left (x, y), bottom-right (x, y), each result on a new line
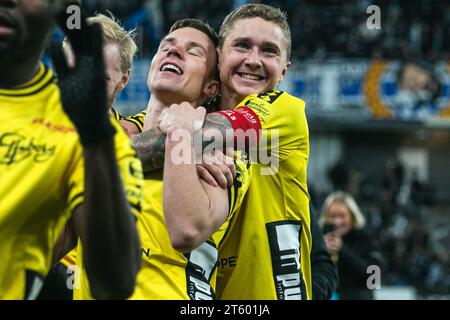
top-left (275, 0), bottom-right (449, 61)
top-left (410, 169), bottom-right (436, 206)
top-left (382, 157), bottom-right (405, 208)
top-left (328, 159), bottom-right (349, 192)
top-left (348, 163), bottom-right (364, 200)
top-left (310, 204), bottom-right (339, 300)
top-left (318, 191), bottom-right (385, 300)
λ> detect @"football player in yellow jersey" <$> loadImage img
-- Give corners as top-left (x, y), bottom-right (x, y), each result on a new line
top-left (212, 4), bottom-right (311, 300)
top-left (38, 12), bottom-right (142, 300)
top-left (74, 19), bottom-right (250, 300)
top-left (133, 3), bottom-right (312, 300)
top-left (0, 1), bottom-right (142, 299)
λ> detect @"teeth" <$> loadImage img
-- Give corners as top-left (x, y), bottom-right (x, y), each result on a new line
top-left (162, 64), bottom-right (181, 74)
top-left (241, 73), bottom-right (261, 80)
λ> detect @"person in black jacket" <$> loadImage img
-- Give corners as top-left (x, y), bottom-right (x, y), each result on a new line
top-left (318, 191), bottom-right (384, 300)
top-left (310, 204), bottom-right (339, 300)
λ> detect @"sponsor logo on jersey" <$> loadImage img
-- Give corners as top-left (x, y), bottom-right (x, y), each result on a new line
top-left (257, 90), bottom-right (283, 104)
top-left (0, 132), bottom-right (56, 165)
top-left (266, 221), bottom-right (306, 300)
top-left (32, 118), bottom-right (76, 133)
top-left (218, 255), bottom-right (238, 269)
top-left (185, 241), bottom-right (218, 300)
top-left (142, 247), bottom-right (150, 259)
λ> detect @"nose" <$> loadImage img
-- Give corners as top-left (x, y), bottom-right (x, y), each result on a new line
top-left (330, 216), bottom-right (342, 227)
top-left (166, 45), bottom-right (184, 60)
top-left (244, 48), bottom-right (262, 69)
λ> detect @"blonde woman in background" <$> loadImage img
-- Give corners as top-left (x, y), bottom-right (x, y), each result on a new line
top-left (319, 191), bottom-right (384, 300)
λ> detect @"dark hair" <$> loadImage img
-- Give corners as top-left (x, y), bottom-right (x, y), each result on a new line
top-left (169, 19), bottom-right (218, 48)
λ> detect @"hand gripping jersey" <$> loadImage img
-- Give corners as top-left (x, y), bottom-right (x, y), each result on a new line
top-left (0, 64), bottom-right (143, 299)
top-left (216, 90), bottom-right (312, 300)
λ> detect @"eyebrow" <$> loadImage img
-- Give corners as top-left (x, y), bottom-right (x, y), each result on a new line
top-left (160, 37), bottom-right (176, 46)
top-left (232, 37), bottom-right (281, 53)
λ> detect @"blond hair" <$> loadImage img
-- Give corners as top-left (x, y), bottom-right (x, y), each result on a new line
top-left (318, 191), bottom-right (366, 230)
top-left (219, 4), bottom-right (291, 62)
top-left (86, 14), bottom-right (137, 74)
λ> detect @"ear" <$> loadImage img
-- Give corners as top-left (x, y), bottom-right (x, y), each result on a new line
top-left (203, 79), bottom-right (220, 98)
top-left (278, 61), bottom-right (291, 83)
top-left (217, 47), bottom-right (222, 69)
top-left (118, 69), bottom-right (131, 91)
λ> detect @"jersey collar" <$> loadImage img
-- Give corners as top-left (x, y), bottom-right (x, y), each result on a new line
top-left (0, 63), bottom-right (55, 97)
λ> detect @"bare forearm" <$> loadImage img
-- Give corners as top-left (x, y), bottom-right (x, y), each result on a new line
top-left (163, 131), bottom-right (211, 252)
top-left (133, 113), bottom-right (234, 172)
top-left (80, 139), bottom-right (140, 299)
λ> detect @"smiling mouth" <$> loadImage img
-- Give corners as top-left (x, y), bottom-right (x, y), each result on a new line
top-left (160, 63), bottom-right (183, 75)
top-left (236, 72), bottom-right (264, 81)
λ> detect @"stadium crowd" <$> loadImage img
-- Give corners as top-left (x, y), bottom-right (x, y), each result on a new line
top-left (81, 0), bottom-right (450, 61)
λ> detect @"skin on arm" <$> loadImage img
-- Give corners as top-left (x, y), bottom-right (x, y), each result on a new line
top-left (133, 111), bottom-right (235, 172)
top-left (118, 119), bottom-right (142, 137)
top-left (196, 149), bottom-right (236, 188)
top-left (161, 105), bottom-right (230, 252)
top-left (73, 140), bottom-right (141, 300)
top-left (132, 126), bottom-right (167, 172)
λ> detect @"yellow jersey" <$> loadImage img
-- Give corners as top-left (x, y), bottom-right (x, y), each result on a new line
top-left (0, 64), bottom-right (143, 299)
top-left (74, 154), bottom-right (251, 300)
top-left (60, 250), bottom-right (77, 268)
top-left (111, 108), bottom-right (146, 133)
top-left (216, 90), bottom-right (312, 300)
top-left (122, 110), bottom-right (146, 132)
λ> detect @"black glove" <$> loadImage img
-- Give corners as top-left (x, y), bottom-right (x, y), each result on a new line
top-left (51, 3), bottom-right (115, 146)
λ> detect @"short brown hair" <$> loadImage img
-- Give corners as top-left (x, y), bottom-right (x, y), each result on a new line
top-left (168, 19), bottom-right (219, 80)
top-left (219, 4), bottom-right (291, 62)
